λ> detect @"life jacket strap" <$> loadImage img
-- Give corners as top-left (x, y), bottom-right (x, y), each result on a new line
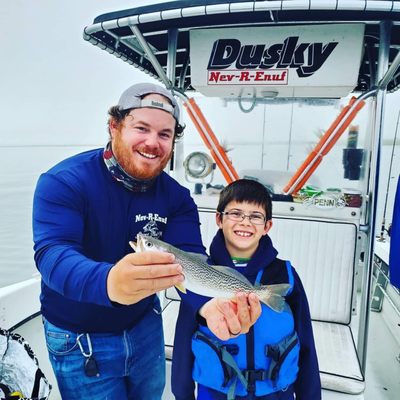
top-left (243, 369), bottom-right (268, 393)
top-left (220, 348), bottom-right (248, 389)
top-left (220, 345), bottom-right (249, 400)
top-left (193, 330), bottom-right (247, 396)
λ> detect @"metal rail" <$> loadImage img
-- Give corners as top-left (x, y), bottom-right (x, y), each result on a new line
top-left (130, 25), bottom-right (173, 89)
top-left (357, 20), bottom-right (392, 372)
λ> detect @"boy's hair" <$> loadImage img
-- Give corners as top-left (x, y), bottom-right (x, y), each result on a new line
top-left (217, 179), bottom-right (272, 221)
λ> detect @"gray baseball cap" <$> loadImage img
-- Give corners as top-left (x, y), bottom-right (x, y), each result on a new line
top-left (117, 83), bottom-right (180, 121)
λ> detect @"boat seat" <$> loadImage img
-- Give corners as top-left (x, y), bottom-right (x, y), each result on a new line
top-left (312, 321), bottom-right (364, 395)
top-left (270, 216), bottom-right (365, 395)
top-left (161, 206), bottom-right (365, 395)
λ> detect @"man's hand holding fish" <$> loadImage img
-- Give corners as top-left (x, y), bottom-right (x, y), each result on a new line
top-left (107, 251), bottom-right (184, 305)
top-left (198, 292), bottom-right (261, 340)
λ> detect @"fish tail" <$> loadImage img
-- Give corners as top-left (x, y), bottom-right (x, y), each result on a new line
top-left (259, 293), bottom-right (286, 312)
top-left (264, 283), bottom-right (291, 296)
top-left (258, 283), bottom-right (291, 313)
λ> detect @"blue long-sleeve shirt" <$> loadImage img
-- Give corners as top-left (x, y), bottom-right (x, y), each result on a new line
top-left (32, 148), bottom-right (205, 333)
top-left (172, 230), bottom-right (321, 400)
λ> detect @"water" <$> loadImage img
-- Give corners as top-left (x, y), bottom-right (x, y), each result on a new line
top-left (0, 145), bottom-right (98, 288)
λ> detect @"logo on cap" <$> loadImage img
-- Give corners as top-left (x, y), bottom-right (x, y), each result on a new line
top-left (151, 100), bottom-right (166, 108)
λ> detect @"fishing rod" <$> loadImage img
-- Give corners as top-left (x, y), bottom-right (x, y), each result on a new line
top-left (379, 109), bottom-right (400, 241)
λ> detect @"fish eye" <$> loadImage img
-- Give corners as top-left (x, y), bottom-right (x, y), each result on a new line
top-left (145, 242), bottom-right (153, 248)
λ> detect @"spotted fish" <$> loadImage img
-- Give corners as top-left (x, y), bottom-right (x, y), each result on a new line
top-left (130, 234), bottom-right (290, 312)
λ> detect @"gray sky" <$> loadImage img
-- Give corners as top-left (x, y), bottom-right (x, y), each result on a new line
top-left (0, 1), bottom-right (169, 146)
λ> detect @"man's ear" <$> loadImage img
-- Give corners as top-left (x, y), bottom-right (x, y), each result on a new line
top-left (262, 220), bottom-right (273, 236)
top-left (215, 212), bottom-right (223, 228)
top-left (109, 118), bottom-right (119, 139)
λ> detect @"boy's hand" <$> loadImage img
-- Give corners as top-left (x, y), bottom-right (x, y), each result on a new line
top-left (199, 292), bottom-right (261, 341)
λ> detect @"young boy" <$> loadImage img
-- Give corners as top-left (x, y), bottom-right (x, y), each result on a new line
top-left (172, 179), bottom-right (321, 400)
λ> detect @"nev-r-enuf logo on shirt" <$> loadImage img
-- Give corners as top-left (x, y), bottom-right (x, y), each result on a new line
top-left (135, 213), bottom-right (167, 224)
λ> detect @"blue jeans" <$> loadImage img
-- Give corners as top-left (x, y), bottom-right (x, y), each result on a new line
top-left (43, 301), bottom-right (165, 400)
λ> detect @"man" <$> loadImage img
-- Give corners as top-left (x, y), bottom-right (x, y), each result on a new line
top-left (32, 83), bottom-right (261, 400)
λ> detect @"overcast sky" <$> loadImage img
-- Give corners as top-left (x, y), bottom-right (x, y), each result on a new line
top-left (0, 1), bottom-right (170, 146)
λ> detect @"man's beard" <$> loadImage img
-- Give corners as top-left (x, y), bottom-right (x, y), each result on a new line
top-left (112, 133), bottom-right (173, 180)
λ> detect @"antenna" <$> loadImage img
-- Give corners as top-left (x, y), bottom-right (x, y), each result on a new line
top-left (379, 109), bottom-right (400, 241)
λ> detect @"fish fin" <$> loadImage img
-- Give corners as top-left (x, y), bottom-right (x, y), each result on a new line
top-left (211, 265), bottom-right (253, 286)
top-left (129, 241), bottom-right (137, 251)
top-left (187, 252), bottom-right (209, 263)
top-left (175, 283), bottom-right (187, 294)
top-left (259, 293), bottom-right (286, 313)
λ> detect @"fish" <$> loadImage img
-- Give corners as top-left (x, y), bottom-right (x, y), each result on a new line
top-left (130, 233), bottom-right (290, 313)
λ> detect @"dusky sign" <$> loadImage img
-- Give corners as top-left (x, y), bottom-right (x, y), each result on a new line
top-left (190, 24), bottom-right (364, 98)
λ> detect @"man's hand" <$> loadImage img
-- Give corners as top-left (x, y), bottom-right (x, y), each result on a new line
top-left (199, 292), bottom-right (261, 341)
top-left (107, 251), bottom-right (183, 305)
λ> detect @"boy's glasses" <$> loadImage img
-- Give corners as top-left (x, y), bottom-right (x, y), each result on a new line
top-left (220, 210), bottom-right (266, 225)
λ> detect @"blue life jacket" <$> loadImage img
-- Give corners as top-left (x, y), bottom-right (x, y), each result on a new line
top-left (191, 260), bottom-right (299, 399)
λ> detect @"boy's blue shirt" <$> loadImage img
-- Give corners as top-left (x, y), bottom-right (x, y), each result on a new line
top-left (32, 148), bottom-right (206, 333)
top-left (172, 230), bottom-right (321, 400)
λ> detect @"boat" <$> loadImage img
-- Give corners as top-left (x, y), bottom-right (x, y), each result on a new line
top-left (1, 1), bottom-right (400, 399)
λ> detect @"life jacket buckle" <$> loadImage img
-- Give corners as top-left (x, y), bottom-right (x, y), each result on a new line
top-left (243, 369), bottom-right (267, 393)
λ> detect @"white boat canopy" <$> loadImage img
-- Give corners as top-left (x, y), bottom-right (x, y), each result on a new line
top-left (84, 0), bottom-right (400, 95)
